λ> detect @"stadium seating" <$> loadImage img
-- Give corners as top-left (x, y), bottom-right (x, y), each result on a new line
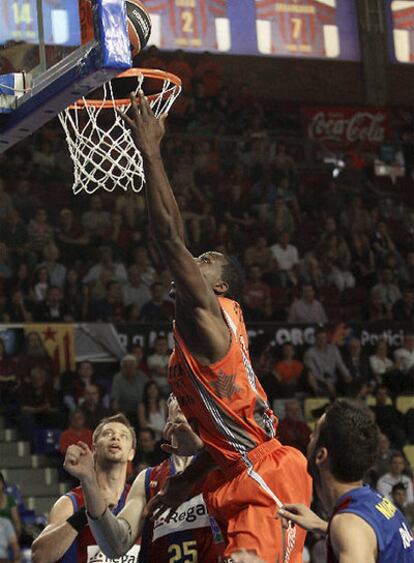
top-left (396, 395), bottom-right (414, 414)
top-left (33, 428), bottom-right (61, 455)
top-left (304, 397), bottom-right (330, 420)
top-left (403, 445), bottom-right (414, 469)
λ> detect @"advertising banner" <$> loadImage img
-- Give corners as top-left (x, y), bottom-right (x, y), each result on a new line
top-left (303, 106), bottom-right (391, 148)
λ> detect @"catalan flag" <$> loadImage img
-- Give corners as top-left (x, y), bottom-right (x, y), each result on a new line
top-left (23, 324), bottom-right (75, 374)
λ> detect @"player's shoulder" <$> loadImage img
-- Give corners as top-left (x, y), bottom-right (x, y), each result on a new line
top-left (128, 463), bottom-right (167, 499)
top-left (48, 493), bottom-right (77, 524)
top-left (330, 511), bottom-right (378, 561)
top-left (330, 511), bottom-right (377, 542)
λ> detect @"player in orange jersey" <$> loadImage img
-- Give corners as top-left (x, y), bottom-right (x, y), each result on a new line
top-left (78, 93), bottom-right (312, 563)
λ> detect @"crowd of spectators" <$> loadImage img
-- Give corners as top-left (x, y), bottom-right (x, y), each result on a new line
top-left (2, 331), bottom-right (414, 561)
top-left (0, 51), bottom-right (414, 325)
top-left (1, 324), bottom-right (413, 478)
top-left (1, 49), bottom-right (414, 559)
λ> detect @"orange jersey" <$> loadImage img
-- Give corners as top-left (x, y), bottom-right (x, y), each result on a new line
top-left (169, 297), bottom-right (276, 469)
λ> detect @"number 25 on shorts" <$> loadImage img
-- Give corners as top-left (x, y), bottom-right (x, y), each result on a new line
top-left (168, 540), bottom-right (198, 562)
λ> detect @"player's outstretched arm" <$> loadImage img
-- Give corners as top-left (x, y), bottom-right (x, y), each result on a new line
top-left (329, 513), bottom-right (377, 563)
top-left (31, 496), bottom-right (79, 563)
top-left (120, 93), bottom-right (224, 318)
top-left (86, 470), bottom-right (147, 559)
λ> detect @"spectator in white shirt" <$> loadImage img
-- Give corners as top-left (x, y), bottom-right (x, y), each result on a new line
top-left (81, 196), bottom-right (111, 241)
top-left (130, 245), bottom-right (156, 287)
top-left (304, 326), bottom-right (351, 397)
top-left (369, 340), bottom-right (401, 390)
top-left (83, 246), bottom-right (127, 286)
top-left (288, 284), bottom-right (328, 324)
top-left (394, 333), bottom-right (414, 394)
top-left (38, 243), bottom-right (66, 287)
top-left (270, 230), bottom-right (299, 287)
top-left (122, 265), bottom-right (152, 312)
top-left (377, 452), bottom-right (414, 505)
top-left (0, 516), bottom-right (20, 563)
top-left (394, 333), bottom-right (414, 374)
top-left (370, 267), bottom-right (402, 313)
top-left (147, 335), bottom-right (171, 398)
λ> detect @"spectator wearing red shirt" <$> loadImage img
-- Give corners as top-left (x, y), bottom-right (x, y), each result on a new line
top-left (59, 409), bottom-right (93, 455)
top-left (278, 399), bottom-right (311, 455)
top-left (242, 264), bottom-right (272, 321)
top-left (275, 342), bottom-right (305, 397)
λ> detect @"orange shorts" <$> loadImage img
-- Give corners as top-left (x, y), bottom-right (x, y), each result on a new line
top-left (203, 440), bottom-right (312, 563)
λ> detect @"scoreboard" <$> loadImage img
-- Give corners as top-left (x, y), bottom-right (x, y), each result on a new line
top-left (144, 0), bottom-right (361, 60)
top-left (389, 0), bottom-right (414, 63)
top-left (0, 0), bottom-right (81, 46)
top-left (0, 0), bottom-right (361, 60)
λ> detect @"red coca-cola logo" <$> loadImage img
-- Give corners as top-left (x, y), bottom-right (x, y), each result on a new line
top-left (306, 109), bottom-right (388, 144)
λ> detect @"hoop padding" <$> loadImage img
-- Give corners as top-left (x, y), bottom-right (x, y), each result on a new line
top-left (58, 69), bottom-right (181, 195)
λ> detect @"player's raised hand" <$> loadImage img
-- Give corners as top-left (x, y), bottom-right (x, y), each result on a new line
top-left (63, 441), bottom-right (95, 481)
top-left (162, 420), bottom-right (204, 457)
top-left (162, 395), bottom-right (204, 456)
top-left (278, 504), bottom-right (328, 534)
top-left (118, 90), bottom-right (167, 156)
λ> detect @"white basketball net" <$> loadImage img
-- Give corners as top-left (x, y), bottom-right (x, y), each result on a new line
top-left (58, 72), bottom-right (181, 195)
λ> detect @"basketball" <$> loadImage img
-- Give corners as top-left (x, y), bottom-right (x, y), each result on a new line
top-left (126, 0), bottom-right (152, 57)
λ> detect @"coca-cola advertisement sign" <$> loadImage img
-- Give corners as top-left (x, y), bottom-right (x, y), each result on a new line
top-left (303, 106), bottom-right (391, 147)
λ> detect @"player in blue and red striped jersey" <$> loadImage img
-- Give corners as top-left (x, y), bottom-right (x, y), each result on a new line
top-left (255, 0), bottom-right (338, 58)
top-left (61, 395), bottom-right (224, 563)
top-left (31, 414), bottom-right (139, 563)
top-left (139, 396), bottom-right (224, 562)
top-left (145, 0), bottom-right (230, 51)
top-left (279, 400), bottom-right (414, 562)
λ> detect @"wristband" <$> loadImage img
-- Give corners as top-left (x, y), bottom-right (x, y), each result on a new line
top-left (67, 506), bottom-right (87, 533)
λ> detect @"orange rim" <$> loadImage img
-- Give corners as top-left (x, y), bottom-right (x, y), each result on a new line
top-left (68, 68), bottom-right (182, 110)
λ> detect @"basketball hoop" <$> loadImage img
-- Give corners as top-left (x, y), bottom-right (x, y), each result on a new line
top-left (58, 68), bottom-right (181, 195)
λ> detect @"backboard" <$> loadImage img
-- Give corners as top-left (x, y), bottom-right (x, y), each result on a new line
top-left (0, 0), bottom-right (132, 152)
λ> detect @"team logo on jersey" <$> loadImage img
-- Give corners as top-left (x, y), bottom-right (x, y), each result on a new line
top-left (399, 521), bottom-right (414, 549)
top-left (153, 494), bottom-right (210, 541)
top-left (210, 370), bottom-right (241, 399)
top-left (87, 544), bottom-right (140, 563)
